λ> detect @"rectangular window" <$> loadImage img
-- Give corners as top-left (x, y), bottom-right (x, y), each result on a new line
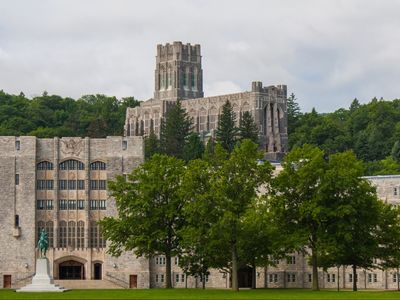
top-left (291, 274), bottom-right (296, 282)
top-left (332, 273), bottom-right (336, 283)
top-left (90, 200), bottom-right (98, 210)
top-left (394, 273), bottom-right (398, 283)
top-left (349, 274), bottom-right (353, 282)
top-left (68, 200), bottom-right (76, 210)
top-left (90, 180), bottom-right (98, 190)
top-left (287, 273), bottom-right (291, 282)
top-left (374, 273), bottom-right (377, 283)
top-left (174, 257), bottom-right (179, 265)
top-left (59, 180), bottom-right (67, 190)
top-left (368, 273), bottom-right (372, 283)
top-left (327, 274), bottom-right (330, 282)
top-left (47, 180), bottom-right (53, 190)
top-left (160, 274), bottom-right (164, 283)
top-left (155, 257), bottom-right (159, 265)
top-left (181, 274), bottom-right (185, 282)
top-left (122, 140), bottom-right (127, 150)
top-left (287, 256), bottom-right (296, 264)
top-left (176, 274), bottom-right (179, 283)
top-left (15, 215), bottom-right (19, 227)
top-left (77, 200), bottom-right (85, 210)
top-left (37, 200), bottom-right (45, 210)
top-left (77, 180), bottom-right (85, 190)
top-left (15, 174), bottom-right (19, 185)
top-left (99, 180), bottom-right (106, 190)
top-left (37, 180), bottom-right (53, 190)
top-left (155, 274), bottom-right (159, 282)
top-left (68, 180), bottom-right (76, 190)
top-left (274, 274), bottom-right (278, 283)
top-left (59, 199), bottom-right (68, 210)
top-left (269, 274), bottom-right (273, 283)
top-left (15, 140), bottom-right (20, 150)
top-left (394, 187), bottom-right (398, 196)
top-left (308, 274), bottom-right (312, 282)
top-left (99, 200), bottom-right (106, 210)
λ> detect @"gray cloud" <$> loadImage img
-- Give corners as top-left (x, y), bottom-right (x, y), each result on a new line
top-left (0, 0), bottom-right (399, 112)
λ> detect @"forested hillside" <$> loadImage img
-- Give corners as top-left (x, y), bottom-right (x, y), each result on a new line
top-left (1, 89), bottom-right (399, 175)
top-left (288, 94), bottom-right (400, 175)
top-left (0, 90), bottom-right (139, 138)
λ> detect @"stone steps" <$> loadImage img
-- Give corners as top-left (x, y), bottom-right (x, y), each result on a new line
top-left (54, 280), bottom-right (123, 289)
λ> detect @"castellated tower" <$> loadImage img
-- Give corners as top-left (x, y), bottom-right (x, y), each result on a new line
top-left (154, 42), bottom-right (204, 101)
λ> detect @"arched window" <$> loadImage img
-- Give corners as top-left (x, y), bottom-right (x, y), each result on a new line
top-left (37, 161), bottom-right (54, 170)
top-left (59, 221), bottom-right (67, 248)
top-left (46, 221), bottom-right (54, 248)
top-left (68, 221), bottom-right (76, 248)
top-left (37, 221), bottom-right (45, 242)
top-left (77, 221), bottom-right (85, 248)
top-left (90, 161), bottom-right (106, 170)
top-left (59, 159), bottom-right (85, 170)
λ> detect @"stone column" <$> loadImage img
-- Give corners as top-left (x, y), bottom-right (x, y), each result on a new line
top-left (266, 103), bottom-right (274, 152)
top-left (273, 103), bottom-right (282, 152)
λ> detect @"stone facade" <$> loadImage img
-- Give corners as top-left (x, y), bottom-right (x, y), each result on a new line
top-left (1, 42), bottom-right (400, 290)
top-left (0, 136), bottom-right (146, 288)
top-left (124, 41), bottom-right (288, 160)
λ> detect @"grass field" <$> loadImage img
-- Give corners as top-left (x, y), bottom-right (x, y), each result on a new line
top-left (1, 289), bottom-right (400, 300)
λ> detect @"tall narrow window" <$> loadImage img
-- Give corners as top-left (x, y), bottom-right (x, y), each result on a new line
top-left (77, 221), bottom-right (85, 248)
top-left (68, 221), bottom-right (76, 248)
top-left (15, 174), bottom-right (19, 185)
top-left (59, 221), bottom-right (67, 248)
top-left (46, 221), bottom-right (54, 247)
top-left (15, 140), bottom-right (20, 150)
top-left (90, 221), bottom-right (99, 248)
top-left (15, 215), bottom-right (19, 227)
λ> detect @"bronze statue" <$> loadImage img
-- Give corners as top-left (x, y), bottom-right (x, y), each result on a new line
top-left (37, 229), bottom-right (49, 258)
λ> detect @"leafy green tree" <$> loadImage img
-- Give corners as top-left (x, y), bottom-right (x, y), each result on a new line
top-left (160, 100), bottom-right (192, 159)
top-left (392, 141), bottom-right (400, 163)
top-left (216, 100), bottom-right (238, 152)
top-left (287, 93), bottom-right (302, 134)
top-left (99, 154), bottom-right (186, 288)
top-left (183, 133), bottom-right (205, 161)
top-left (209, 140), bottom-right (273, 291)
top-left (377, 204), bottom-right (400, 291)
top-left (179, 159), bottom-right (226, 288)
top-left (238, 111), bottom-right (259, 144)
top-left (270, 144), bottom-right (328, 291)
top-left (318, 151), bottom-right (382, 291)
top-left (144, 126), bottom-right (160, 160)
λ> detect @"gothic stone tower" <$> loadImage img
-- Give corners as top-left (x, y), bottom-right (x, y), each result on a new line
top-left (125, 42), bottom-right (288, 160)
top-left (154, 42), bottom-right (204, 101)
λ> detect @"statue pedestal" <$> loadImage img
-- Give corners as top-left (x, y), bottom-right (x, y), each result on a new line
top-left (17, 258), bottom-right (66, 292)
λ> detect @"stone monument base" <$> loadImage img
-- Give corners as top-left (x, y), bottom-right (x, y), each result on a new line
top-left (17, 257), bottom-right (66, 292)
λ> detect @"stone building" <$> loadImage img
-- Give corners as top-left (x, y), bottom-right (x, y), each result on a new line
top-left (124, 41), bottom-right (288, 160)
top-left (1, 42), bottom-right (400, 290)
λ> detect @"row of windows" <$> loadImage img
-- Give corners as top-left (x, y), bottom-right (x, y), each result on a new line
top-left (56, 221), bottom-right (106, 249)
top-left (155, 256), bottom-right (179, 265)
top-left (37, 160), bottom-right (107, 171)
top-left (59, 180), bottom-right (85, 190)
top-left (37, 200), bottom-right (54, 210)
top-left (36, 180), bottom-right (106, 190)
top-left (269, 273), bottom-right (383, 284)
top-left (59, 200), bottom-right (106, 210)
top-left (175, 274), bottom-right (185, 283)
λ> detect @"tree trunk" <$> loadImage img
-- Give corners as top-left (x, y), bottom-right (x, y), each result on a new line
top-left (311, 246), bottom-right (319, 291)
top-left (252, 263), bottom-right (256, 289)
top-left (165, 252), bottom-right (172, 288)
top-left (231, 243), bottom-right (239, 291)
top-left (352, 265), bottom-right (357, 291)
top-left (337, 266), bottom-right (340, 292)
top-left (202, 273), bottom-right (206, 289)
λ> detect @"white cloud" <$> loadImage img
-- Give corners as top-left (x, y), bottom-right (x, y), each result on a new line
top-left (0, 0), bottom-right (399, 111)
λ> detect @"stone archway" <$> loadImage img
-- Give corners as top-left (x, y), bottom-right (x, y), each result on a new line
top-left (54, 256), bottom-right (87, 280)
top-left (59, 260), bottom-right (84, 280)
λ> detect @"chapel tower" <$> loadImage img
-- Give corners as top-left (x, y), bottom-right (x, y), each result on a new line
top-left (154, 41), bottom-right (204, 101)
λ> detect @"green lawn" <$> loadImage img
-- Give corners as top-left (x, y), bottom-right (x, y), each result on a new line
top-left (1, 289), bottom-right (400, 300)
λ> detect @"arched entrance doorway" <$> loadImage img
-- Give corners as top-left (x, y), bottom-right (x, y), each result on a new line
top-left (59, 260), bottom-right (84, 280)
top-left (238, 266), bottom-right (253, 288)
top-left (94, 263), bottom-right (102, 280)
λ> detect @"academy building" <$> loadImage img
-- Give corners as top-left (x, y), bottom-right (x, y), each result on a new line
top-left (1, 42), bottom-right (399, 290)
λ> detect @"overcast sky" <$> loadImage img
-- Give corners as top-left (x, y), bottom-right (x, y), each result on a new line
top-left (1, 0), bottom-right (400, 112)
